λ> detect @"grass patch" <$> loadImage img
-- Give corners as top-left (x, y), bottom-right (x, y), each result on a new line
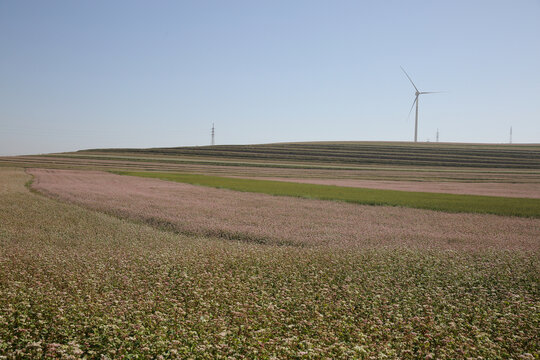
top-left (114, 171), bottom-right (540, 218)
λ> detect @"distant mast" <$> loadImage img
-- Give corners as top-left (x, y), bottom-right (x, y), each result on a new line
top-left (436, 128), bottom-right (439, 143)
top-left (211, 123), bottom-right (215, 146)
top-left (509, 126), bottom-right (512, 144)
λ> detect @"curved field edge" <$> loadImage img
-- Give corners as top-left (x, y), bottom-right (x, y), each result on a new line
top-left (1, 167), bottom-right (539, 359)
top-left (112, 171), bottom-right (540, 218)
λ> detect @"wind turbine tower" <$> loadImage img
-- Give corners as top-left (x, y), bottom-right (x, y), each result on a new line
top-left (211, 123), bottom-right (215, 146)
top-left (510, 126), bottom-right (512, 144)
top-left (436, 128), bottom-right (439, 143)
top-left (401, 67), bottom-right (442, 142)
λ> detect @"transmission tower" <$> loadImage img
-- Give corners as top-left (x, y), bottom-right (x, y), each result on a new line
top-left (211, 123), bottom-right (215, 146)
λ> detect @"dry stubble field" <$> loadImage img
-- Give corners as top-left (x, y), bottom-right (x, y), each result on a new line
top-left (1, 166), bottom-right (539, 359)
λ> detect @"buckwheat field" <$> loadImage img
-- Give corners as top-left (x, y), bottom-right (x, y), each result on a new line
top-left (1, 143), bottom-right (539, 359)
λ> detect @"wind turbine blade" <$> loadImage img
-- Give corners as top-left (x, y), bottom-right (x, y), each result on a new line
top-left (407, 97), bottom-right (417, 119)
top-left (420, 91), bottom-right (444, 94)
top-left (400, 66), bottom-right (419, 92)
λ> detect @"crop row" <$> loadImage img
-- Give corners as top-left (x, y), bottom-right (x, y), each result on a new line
top-left (83, 142), bottom-right (540, 169)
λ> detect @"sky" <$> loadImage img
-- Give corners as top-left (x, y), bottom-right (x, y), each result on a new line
top-left (1, 1), bottom-right (539, 155)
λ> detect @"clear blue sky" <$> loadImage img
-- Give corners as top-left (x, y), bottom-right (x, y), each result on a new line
top-left (1, 0), bottom-right (539, 155)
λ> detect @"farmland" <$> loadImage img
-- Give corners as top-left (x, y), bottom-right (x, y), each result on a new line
top-left (28, 169), bottom-right (539, 250)
top-left (79, 142), bottom-right (540, 169)
top-left (233, 177), bottom-right (540, 199)
top-left (1, 142), bottom-right (540, 359)
top-left (2, 142), bottom-right (540, 184)
top-left (113, 171), bottom-right (540, 218)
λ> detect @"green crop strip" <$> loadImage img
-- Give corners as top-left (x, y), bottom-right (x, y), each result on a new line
top-left (113, 171), bottom-right (540, 218)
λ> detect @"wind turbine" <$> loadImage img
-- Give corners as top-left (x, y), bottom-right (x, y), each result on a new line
top-left (401, 66), bottom-right (441, 142)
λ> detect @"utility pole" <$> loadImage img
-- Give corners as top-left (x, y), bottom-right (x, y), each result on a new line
top-left (211, 123), bottom-right (215, 146)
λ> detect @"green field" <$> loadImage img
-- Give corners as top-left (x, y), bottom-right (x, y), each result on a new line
top-left (114, 171), bottom-right (540, 218)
